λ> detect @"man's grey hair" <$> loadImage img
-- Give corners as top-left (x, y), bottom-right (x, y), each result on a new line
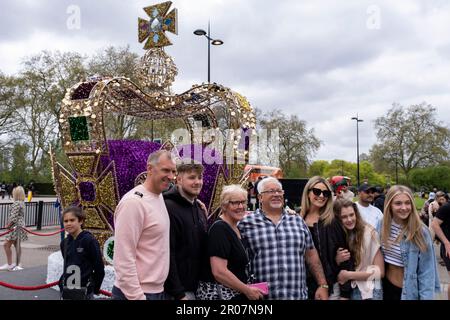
top-left (257, 177), bottom-right (283, 194)
top-left (147, 150), bottom-right (174, 166)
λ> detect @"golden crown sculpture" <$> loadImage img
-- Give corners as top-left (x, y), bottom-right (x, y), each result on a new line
top-left (50, 1), bottom-right (256, 253)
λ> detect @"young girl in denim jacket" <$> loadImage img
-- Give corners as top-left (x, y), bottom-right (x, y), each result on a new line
top-left (379, 185), bottom-right (440, 300)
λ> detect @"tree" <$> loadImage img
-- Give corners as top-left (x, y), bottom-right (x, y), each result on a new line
top-left (20, 50), bottom-right (87, 129)
top-left (410, 166), bottom-right (450, 191)
top-left (0, 74), bottom-right (21, 147)
top-left (258, 109), bottom-right (321, 177)
top-left (9, 143), bottom-right (30, 184)
top-left (308, 160), bottom-right (330, 177)
top-left (371, 102), bottom-right (450, 182)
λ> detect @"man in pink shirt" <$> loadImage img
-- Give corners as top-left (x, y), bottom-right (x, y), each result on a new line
top-left (112, 150), bottom-right (176, 300)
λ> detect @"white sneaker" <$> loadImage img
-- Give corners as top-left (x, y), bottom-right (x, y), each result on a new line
top-left (11, 265), bottom-right (24, 271)
top-left (0, 264), bottom-right (15, 271)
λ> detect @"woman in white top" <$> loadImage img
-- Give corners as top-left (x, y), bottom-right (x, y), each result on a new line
top-left (334, 199), bottom-right (384, 300)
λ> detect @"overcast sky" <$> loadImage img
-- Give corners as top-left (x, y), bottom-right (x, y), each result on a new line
top-left (1, 0), bottom-right (449, 162)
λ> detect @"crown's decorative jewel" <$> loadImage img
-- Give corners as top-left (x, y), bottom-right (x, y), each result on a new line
top-left (138, 1), bottom-right (177, 49)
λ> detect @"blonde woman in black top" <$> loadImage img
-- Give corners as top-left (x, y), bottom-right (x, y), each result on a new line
top-left (300, 176), bottom-right (353, 299)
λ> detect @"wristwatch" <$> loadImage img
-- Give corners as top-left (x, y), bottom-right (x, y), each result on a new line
top-left (319, 284), bottom-right (329, 289)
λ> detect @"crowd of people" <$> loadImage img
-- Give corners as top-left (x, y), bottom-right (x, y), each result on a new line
top-left (5, 150), bottom-right (448, 301)
top-left (106, 150), bottom-right (447, 300)
top-left (0, 181), bottom-right (35, 200)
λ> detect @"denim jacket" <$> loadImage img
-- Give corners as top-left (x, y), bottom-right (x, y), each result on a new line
top-left (377, 220), bottom-right (440, 300)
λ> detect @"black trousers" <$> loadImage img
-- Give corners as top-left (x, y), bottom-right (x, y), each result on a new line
top-left (383, 277), bottom-right (402, 300)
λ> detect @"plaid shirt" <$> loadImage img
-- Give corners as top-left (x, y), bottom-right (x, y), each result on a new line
top-left (238, 209), bottom-right (314, 300)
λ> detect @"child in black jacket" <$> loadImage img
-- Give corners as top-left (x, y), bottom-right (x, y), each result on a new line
top-left (59, 206), bottom-right (105, 299)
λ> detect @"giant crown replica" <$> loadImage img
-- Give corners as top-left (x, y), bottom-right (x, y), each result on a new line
top-left (50, 1), bottom-right (256, 254)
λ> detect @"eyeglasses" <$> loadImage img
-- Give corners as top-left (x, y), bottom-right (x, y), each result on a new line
top-left (310, 188), bottom-right (332, 198)
top-left (260, 189), bottom-right (285, 195)
top-left (227, 200), bottom-right (247, 207)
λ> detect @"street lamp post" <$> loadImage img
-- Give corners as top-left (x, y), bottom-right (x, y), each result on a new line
top-left (351, 115), bottom-right (364, 188)
top-left (395, 153), bottom-right (399, 184)
top-left (194, 21), bottom-right (224, 83)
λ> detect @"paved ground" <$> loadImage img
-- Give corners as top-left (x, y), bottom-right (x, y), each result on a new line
top-left (0, 226), bottom-right (62, 300)
top-left (0, 225), bottom-right (448, 300)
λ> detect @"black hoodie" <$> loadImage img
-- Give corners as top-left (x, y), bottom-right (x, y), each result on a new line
top-left (59, 230), bottom-right (105, 295)
top-left (163, 186), bottom-right (208, 299)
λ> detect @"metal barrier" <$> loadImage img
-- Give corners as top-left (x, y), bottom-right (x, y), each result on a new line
top-left (0, 201), bottom-right (60, 230)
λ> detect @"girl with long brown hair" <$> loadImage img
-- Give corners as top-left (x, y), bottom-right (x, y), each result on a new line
top-left (300, 176), bottom-right (352, 299)
top-left (334, 199), bottom-right (384, 300)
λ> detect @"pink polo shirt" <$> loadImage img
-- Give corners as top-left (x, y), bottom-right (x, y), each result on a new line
top-left (113, 184), bottom-right (170, 300)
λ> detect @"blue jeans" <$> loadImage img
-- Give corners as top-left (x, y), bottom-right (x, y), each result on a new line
top-left (351, 286), bottom-right (383, 300)
top-left (112, 286), bottom-right (169, 300)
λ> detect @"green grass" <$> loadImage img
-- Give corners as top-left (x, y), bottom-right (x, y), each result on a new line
top-left (414, 197), bottom-right (425, 211)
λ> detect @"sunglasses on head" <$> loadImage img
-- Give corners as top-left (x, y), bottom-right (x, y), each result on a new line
top-left (310, 188), bottom-right (332, 198)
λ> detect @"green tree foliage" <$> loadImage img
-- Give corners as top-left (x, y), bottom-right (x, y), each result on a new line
top-left (258, 109), bottom-right (321, 178)
top-left (410, 166), bottom-right (450, 191)
top-left (9, 143), bottom-right (30, 184)
top-left (371, 102), bottom-right (450, 182)
top-left (308, 160), bottom-right (330, 177)
top-left (308, 159), bottom-right (387, 187)
top-left (0, 47), bottom-right (149, 183)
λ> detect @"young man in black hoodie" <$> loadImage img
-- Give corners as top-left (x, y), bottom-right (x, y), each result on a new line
top-left (163, 162), bottom-right (208, 300)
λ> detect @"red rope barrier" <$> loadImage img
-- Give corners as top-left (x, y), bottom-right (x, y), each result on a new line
top-left (22, 227), bottom-right (64, 236)
top-left (0, 280), bottom-right (59, 291)
top-left (0, 228), bottom-right (14, 237)
top-left (99, 289), bottom-right (112, 297)
top-left (0, 279), bottom-right (112, 297)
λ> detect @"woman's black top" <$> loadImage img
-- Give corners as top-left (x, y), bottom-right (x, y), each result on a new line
top-left (202, 218), bottom-right (249, 284)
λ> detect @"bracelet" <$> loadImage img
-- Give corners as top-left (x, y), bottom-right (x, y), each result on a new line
top-left (319, 284), bottom-right (329, 289)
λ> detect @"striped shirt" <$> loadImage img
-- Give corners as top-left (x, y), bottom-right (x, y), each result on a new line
top-left (238, 209), bottom-right (315, 300)
top-left (382, 222), bottom-right (404, 267)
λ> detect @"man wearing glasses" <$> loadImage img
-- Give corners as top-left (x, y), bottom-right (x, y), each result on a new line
top-left (355, 184), bottom-right (383, 229)
top-left (237, 177), bottom-right (329, 300)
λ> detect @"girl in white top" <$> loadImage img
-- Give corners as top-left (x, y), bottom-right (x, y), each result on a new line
top-left (334, 199), bottom-right (384, 300)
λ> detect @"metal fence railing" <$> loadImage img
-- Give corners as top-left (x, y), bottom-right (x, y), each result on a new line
top-left (0, 201), bottom-right (60, 230)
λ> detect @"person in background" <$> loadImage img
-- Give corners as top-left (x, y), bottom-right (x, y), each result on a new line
top-left (431, 201), bottom-right (450, 300)
top-left (340, 182), bottom-right (355, 201)
top-left (373, 186), bottom-right (386, 213)
top-left (0, 186), bottom-right (28, 271)
top-left (379, 185), bottom-right (440, 300)
top-left (419, 193), bottom-right (435, 227)
top-left (356, 184), bottom-right (383, 229)
top-left (59, 206), bottom-right (105, 299)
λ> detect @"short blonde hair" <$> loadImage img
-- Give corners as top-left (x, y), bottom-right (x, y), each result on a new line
top-left (220, 185), bottom-right (247, 206)
top-left (13, 186), bottom-right (26, 201)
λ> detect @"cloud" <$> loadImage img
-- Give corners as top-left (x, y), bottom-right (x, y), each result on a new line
top-left (1, 0), bottom-right (449, 163)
